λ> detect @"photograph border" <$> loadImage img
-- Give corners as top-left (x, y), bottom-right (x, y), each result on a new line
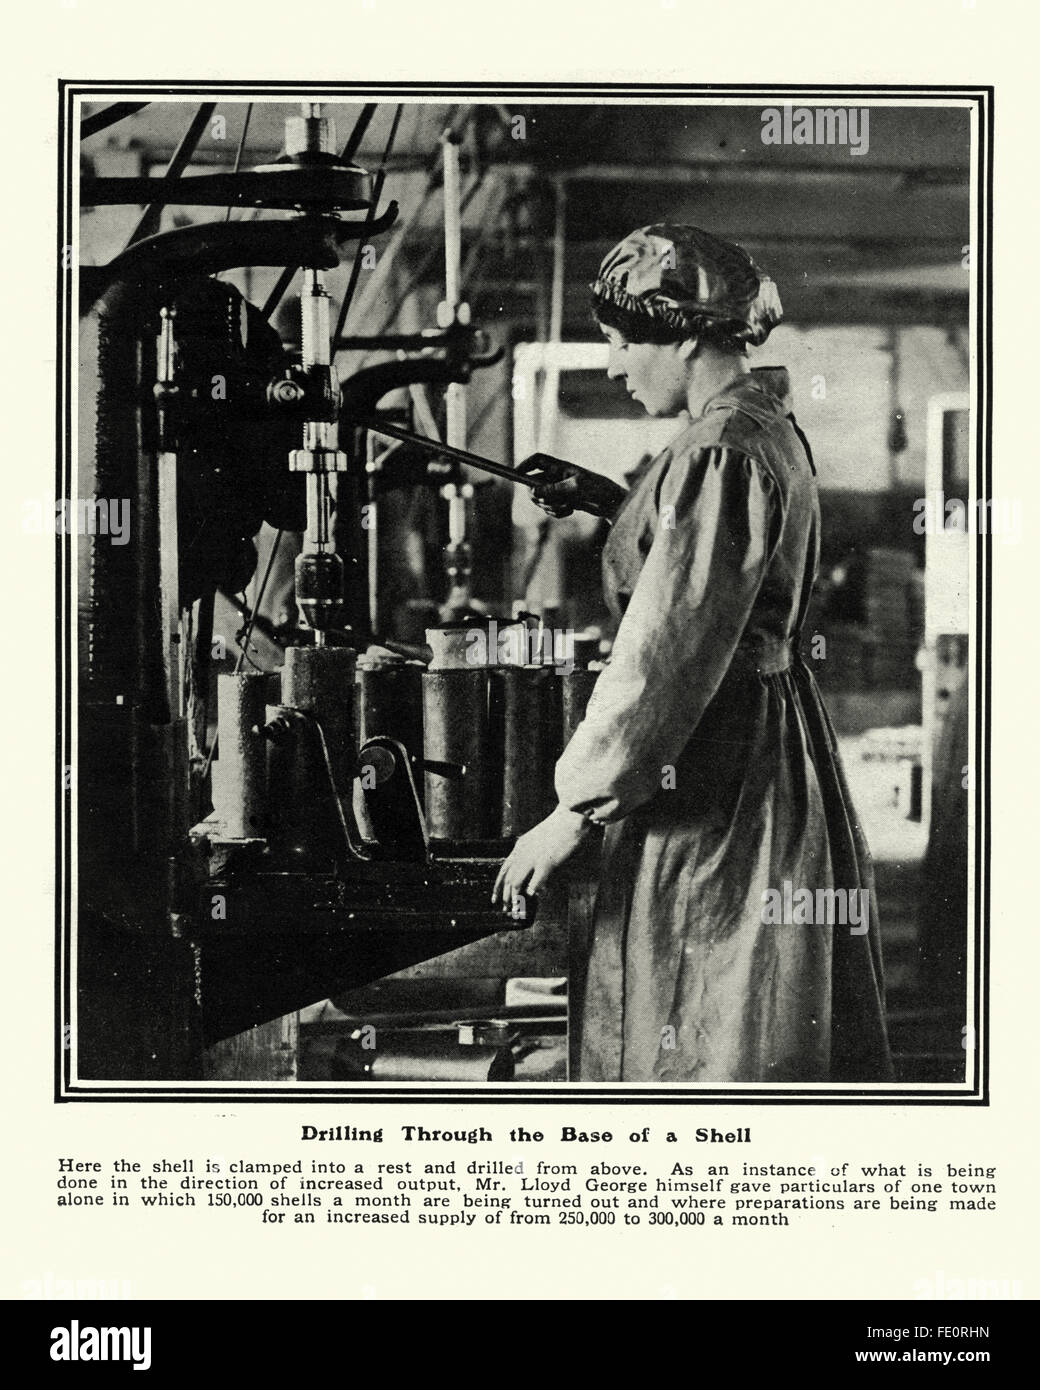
top-left (56, 79), bottom-right (992, 1105)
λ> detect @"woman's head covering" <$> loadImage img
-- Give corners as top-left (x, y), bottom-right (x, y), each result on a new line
top-left (591, 224), bottom-right (783, 347)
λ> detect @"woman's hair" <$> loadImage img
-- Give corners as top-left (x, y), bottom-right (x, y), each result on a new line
top-left (591, 295), bottom-right (747, 353)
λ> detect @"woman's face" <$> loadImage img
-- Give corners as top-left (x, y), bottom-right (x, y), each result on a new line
top-left (599, 323), bottom-right (692, 417)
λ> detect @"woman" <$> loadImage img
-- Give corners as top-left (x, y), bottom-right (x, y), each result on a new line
top-left (493, 224), bottom-right (892, 1084)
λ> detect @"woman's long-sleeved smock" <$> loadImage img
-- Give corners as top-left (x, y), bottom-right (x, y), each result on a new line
top-left (555, 373), bottom-right (892, 1083)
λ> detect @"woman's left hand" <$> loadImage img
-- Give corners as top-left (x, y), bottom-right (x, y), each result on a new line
top-left (492, 806), bottom-right (594, 912)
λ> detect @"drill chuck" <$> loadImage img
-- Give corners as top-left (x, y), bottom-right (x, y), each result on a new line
top-left (295, 550), bottom-right (344, 634)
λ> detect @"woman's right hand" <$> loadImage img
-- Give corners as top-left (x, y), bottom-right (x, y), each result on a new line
top-left (515, 453), bottom-right (627, 521)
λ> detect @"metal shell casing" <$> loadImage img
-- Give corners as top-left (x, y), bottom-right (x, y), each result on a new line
top-left (213, 672), bottom-right (269, 840)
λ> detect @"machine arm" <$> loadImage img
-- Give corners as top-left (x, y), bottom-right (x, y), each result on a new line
top-left (359, 416), bottom-right (627, 519)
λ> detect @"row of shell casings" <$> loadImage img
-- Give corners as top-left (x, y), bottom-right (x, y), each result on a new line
top-left (420, 662), bottom-right (598, 846)
top-left (214, 642), bottom-right (598, 849)
top-left (356, 654), bottom-right (597, 845)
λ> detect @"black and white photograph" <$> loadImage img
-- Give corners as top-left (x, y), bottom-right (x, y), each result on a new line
top-left (61, 87), bottom-right (986, 1097)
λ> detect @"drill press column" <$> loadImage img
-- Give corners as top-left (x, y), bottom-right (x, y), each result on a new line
top-left (290, 265), bottom-right (347, 642)
top-left (284, 104), bottom-right (350, 643)
top-left (280, 105), bottom-right (357, 822)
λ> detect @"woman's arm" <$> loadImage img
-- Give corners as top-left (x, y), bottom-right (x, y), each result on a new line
top-left (492, 442), bottom-right (782, 909)
top-left (555, 443), bottom-right (783, 824)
